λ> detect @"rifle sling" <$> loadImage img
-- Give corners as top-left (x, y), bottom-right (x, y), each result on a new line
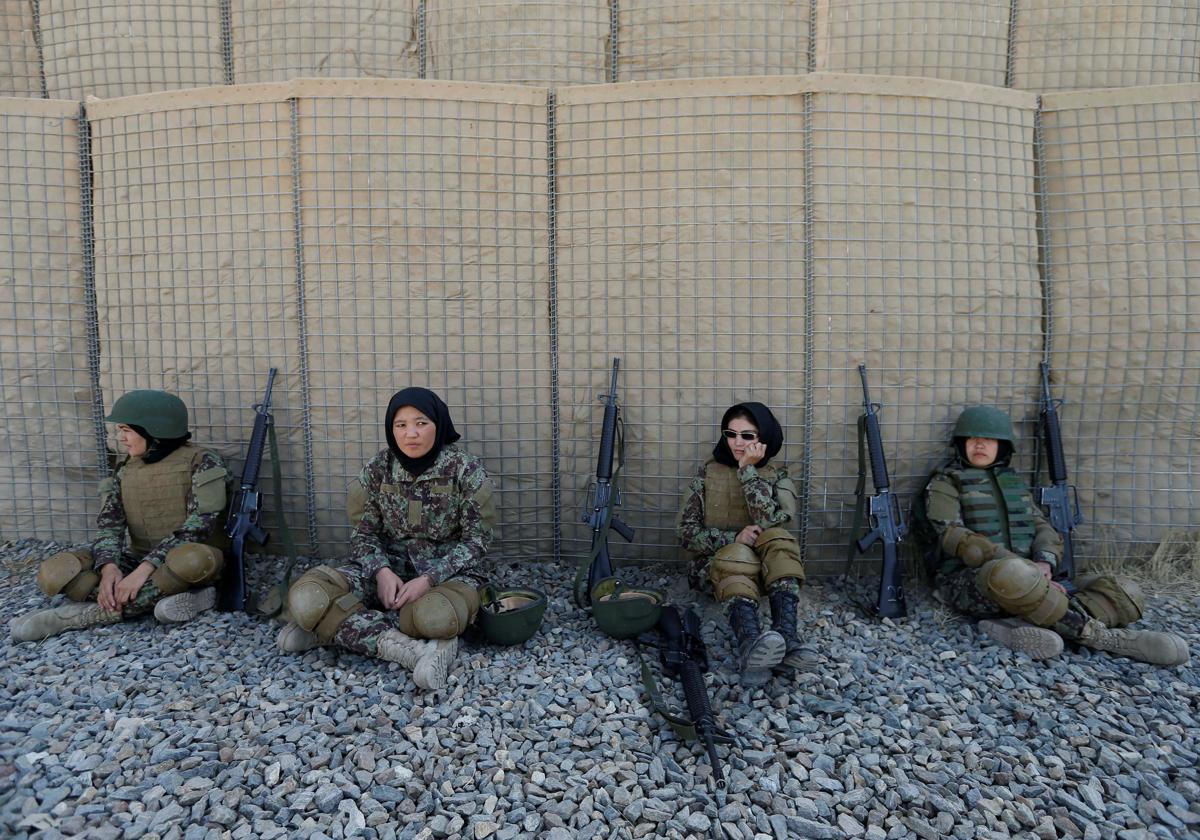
top-left (258, 420), bottom-right (300, 618)
top-left (843, 413), bottom-right (869, 576)
top-left (635, 645), bottom-right (699, 741)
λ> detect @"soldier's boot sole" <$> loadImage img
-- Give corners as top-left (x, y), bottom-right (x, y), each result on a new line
top-left (154, 587), bottom-right (217, 624)
top-left (979, 617), bottom-right (1064, 661)
top-left (775, 641), bottom-right (822, 673)
top-left (413, 638), bottom-right (459, 691)
top-left (9, 603), bottom-right (121, 642)
top-left (1078, 621), bottom-right (1190, 666)
top-left (276, 621), bottom-right (320, 653)
top-left (376, 629), bottom-right (430, 671)
top-left (739, 629), bottom-right (787, 672)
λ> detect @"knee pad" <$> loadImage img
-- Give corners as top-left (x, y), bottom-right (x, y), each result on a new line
top-left (756, 528), bottom-right (805, 587)
top-left (709, 543), bottom-right (762, 602)
top-left (150, 544), bottom-right (225, 596)
top-left (977, 556), bottom-right (1068, 626)
top-left (1073, 575), bottom-right (1144, 628)
top-left (287, 565), bottom-right (363, 643)
top-left (37, 550), bottom-right (99, 601)
top-left (398, 580), bottom-right (480, 639)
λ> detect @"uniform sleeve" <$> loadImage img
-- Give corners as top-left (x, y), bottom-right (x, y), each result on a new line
top-left (676, 469), bottom-right (736, 556)
top-left (140, 451), bottom-right (230, 568)
top-left (741, 465), bottom-right (795, 529)
top-left (349, 458), bottom-right (393, 581)
top-left (91, 467), bottom-right (126, 569)
top-left (417, 459), bottom-right (496, 585)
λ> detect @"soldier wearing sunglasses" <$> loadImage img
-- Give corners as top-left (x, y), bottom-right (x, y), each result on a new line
top-left (675, 402), bottom-right (818, 685)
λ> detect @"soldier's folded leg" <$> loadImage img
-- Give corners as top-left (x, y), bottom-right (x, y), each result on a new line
top-left (10, 603), bottom-right (122, 642)
top-left (150, 543), bottom-right (224, 596)
top-left (37, 549), bottom-right (100, 602)
top-left (976, 556), bottom-right (1069, 627)
top-left (287, 565), bottom-right (364, 644)
top-left (977, 617), bottom-right (1064, 660)
top-left (709, 543), bottom-right (762, 603)
top-left (1056, 602), bottom-right (1188, 667)
top-left (756, 528), bottom-right (806, 587)
top-left (1072, 575), bottom-right (1144, 628)
top-left (397, 580), bottom-right (480, 640)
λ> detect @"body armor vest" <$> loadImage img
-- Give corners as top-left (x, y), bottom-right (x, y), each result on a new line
top-left (703, 461), bottom-right (779, 531)
top-left (947, 464), bottom-right (1037, 556)
top-left (120, 445), bottom-right (226, 557)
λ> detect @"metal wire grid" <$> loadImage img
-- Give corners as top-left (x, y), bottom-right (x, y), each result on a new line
top-left (814, 0), bottom-right (1012, 87)
top-left (806, 88), bottom-right (1043, 571)
top-left (87, 96), bottom-right (311, 551)
top-left (294, 90), bottom-right (554, 558)
top-left (228, 0), bottom-right (420, 85)
top-left (423, 0), bottom-right (610, 85)
top-left (616, 1), bottom-right (812, 82)
top-left (36, 0), bottom-right (225, 101)
top-left (1, 0), bottom-right (45, 97)
top-left (1010, 1), bottom-right (1200, 92)
top-left (0, 103), bottom-right (96, 540)
top-left (554, 87), bottom-right (807, 563)
top-left (1039, 91), bottom-right (1200, 552)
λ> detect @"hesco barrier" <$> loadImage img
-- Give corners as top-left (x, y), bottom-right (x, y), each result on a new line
top-left (2, 1), bottom-right (1200, 99)
top-left (0, 76), bottom-right (1197, 574)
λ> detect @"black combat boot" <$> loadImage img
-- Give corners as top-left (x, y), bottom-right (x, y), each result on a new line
top-left (768, 589), bottom-right (820, 672)
top-left (727, 597), bottom-right (785, 684)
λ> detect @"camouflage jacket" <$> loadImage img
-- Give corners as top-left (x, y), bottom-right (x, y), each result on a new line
top-left (350, 445), bottom-right (497, 584)
top-left (92, 449), bottom-right (229, 570)
top-left (676, 462), bottom-right (796, 575)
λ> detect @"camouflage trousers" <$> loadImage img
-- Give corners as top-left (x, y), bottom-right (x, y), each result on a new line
top-left (690, 559), bottom-right (803, 600)
top-left (86, 553), bottom-right (169, 619)
top-left (933, 565), bottom-right (1006, 619)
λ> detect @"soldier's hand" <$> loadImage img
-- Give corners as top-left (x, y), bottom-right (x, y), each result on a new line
top-left (394, 575), bottom-right (433, 610)
top-left (737, 442), bottom-right (766, 469)
top-left (376, 567), bottom-right (403, 610)
top-left (115, 561), bottom-right (154, 609)
top-left (735, 525), bottom-right (762, 546)
top-left (1034, 561), bottom-right (1066, 594)
top-left (98, 563), bottom-right (122, 612)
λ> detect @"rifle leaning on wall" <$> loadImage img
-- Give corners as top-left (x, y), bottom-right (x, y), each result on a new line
top-left (845, 364), bottom-right (908, 619)
top-left (572, 357), bottom-right (635, 607)
top-left (1035, 362), bottom-right (1082, 587)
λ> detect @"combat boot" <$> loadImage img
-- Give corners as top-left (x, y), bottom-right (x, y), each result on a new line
top-left (1073, 618), bottom-right (1189, 667)
top-left (276, 621), bottom-right (320, 653)
top-left (768, 589), bottom-right (820, 671)
top-left (727, 597), bottom-right (785, 685)
top-left (977, 617), bottom-right (1064, 661)
top-left (10, 603), bottom-right (121, 642)
top-left (377, 630), bottom-right (458, 690)
top-left (154, 586), bottom-right (217, 623)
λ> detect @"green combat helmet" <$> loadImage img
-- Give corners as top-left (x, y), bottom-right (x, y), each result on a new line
top-left (106, 390), bottom-right (189, 438)
top-left (590, 577), bottom-right (664, 640)
top-left (952, 405), bottom-right (1015, 445)
top-left (478, 585), bottom-right (548, 645)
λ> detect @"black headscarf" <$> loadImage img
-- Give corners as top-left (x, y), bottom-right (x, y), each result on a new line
top-left (129, 424), bottom-right (191, 465)
top-left (712, 402), bottom-right (784, 468)
top-left (385, 387), bottom-right (461, 476)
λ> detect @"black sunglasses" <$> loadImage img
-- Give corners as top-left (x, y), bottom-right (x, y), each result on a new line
top-left (722, 429), bottom-right (759, 441)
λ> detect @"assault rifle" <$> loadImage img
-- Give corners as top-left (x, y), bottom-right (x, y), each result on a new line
top-left (218, 368), bottom-right (276, 613)
top-left (847, 364), bottom-right (907, 618)
top-left (574, 358), bottom-right (634, 607)
top-left (1035, 362), bottom-right (1082, 584)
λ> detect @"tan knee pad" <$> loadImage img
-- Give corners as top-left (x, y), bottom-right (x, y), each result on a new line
top-left (977, 556), bottom-right (1068, 626)
top-left (756, 528), bottom-right (805, 587)
top-left (398, 580), bottom-right (480, 639)
top-left (709, 543), bottom-right (762, 602)
top-left (37, 550), bottom-right (99, 601)
top-left (1073, 575), bottom-right (1144, 628)
top-left (287, 565), bottom-right (363, 643)
top-left (150, 544), bottom-right (225, 596)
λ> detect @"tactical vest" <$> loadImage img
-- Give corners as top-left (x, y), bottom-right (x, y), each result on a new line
top-left (703, 461), bottom-right (780, 531)
top-left (120, 445), bottom-right (226, 558)
top-left (946, 464), bottom-right (1037, 556)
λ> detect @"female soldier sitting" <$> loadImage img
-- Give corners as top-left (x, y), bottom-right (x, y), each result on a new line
top-left (277, 388), bottom-right (496, 690)
top-left (11, 391), bottom-right (228, 641)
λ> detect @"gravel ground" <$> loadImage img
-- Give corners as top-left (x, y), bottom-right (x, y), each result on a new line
top-left (1, 539), bottom-right (1198, 840)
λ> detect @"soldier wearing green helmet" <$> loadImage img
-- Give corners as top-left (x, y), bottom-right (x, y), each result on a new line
top-left (921, 405), bottom-right (1188, 666)
top-left (10, 390), bottom-right (232, 642)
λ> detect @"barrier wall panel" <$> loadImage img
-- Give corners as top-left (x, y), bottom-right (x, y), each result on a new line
top-left (807, 77), bottom-right (1042, 570)
top-left (813, 0), bottom-right (1010, 87)
top-left (295, 80), bottom-right (552, 560)
top-left (617, 1), bottom-right (810, 82)
top-left (1, 0), bottom-right (43, 97)
top-left (1040, 85), bottom-right (1200, 553)
top-left (0, 99), bottom-right (94, 540)
top-left (230, 0), bottom-right (419, 84)
top-left (556, 79), bottom-right (807, 565)
top-left (425, 0), bottom-right (608, 85)
top-left (1011, 1), bottom-right (1200, 92)
top-left (88, 85), bottom-right (309, 551)
top-left (38, 0), bottom-right (225, 100)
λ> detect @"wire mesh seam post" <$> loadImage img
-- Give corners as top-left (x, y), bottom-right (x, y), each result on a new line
top-left (1032, 96), bottom-right (1053, 364)
top-left (807, 0), bottom-right (818, 73)
top-left (608, 0), bottom-right (619, 83)
top-left (417, 0), bottom-right (427, 79)
top-left (78, 104), bottom-right (107, 477)
top-left (1004, 0), bottom-right (1020, 88)
top-left (219, 0), bottom-right (235, 84)
top-left (288, 96), bottom-right (319, 551)
top-left (30, 0), bottom-right (49, 98)
top-left (547, 88), bottom-right (562, 565)
top-left (798, 89), bottom-right (815, 560)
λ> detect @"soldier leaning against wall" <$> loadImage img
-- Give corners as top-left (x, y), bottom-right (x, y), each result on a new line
top-left (276, 387), bottom-right (497, 691)
top-left (918, 406), bottom-right (1188, 667)
top-left (11, 391), bottom-right (229, 642)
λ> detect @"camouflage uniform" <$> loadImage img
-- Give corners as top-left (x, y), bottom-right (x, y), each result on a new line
top-left (331, 445), bottom-right (496, 656)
